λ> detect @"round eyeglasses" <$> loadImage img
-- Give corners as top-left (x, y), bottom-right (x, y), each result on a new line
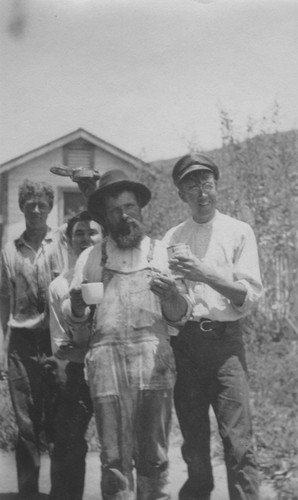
top-left (180, 182), bottom-right (215, 195)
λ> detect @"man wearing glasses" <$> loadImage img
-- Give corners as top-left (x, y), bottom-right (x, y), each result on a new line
top-left (163, 153), bottom-right (263, 500)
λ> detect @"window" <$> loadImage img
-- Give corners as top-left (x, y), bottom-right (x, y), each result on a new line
top-left (63, 139), bottom-right (94, 170)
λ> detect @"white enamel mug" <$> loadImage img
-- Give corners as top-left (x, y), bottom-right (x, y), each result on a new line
top-left (81, 282), bottom-right (104, 305)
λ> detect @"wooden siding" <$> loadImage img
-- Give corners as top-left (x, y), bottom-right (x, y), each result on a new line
top-left (63, 139), bottom-right (95, 169)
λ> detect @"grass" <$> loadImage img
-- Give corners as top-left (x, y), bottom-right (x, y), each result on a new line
top-left (244, 331), bottom-right (298, 500)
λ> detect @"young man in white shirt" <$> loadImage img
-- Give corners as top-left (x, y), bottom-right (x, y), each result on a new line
top-left (163, 153), bottom-right (263, 500)
top-left (0, 180), bottom-right (62, 500)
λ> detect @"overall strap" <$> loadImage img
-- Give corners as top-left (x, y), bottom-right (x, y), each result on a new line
top-left (147, 238), bottom-right (156, 263)
top-left (100, 238), bottom-right (108, 267)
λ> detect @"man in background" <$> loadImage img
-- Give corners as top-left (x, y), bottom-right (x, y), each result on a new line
top-left (48, 211), bottom-right (101, 500)
top-left (50, 166), bottom-right (102, 270)
top-left (0, 179), bottom-right (62, 500)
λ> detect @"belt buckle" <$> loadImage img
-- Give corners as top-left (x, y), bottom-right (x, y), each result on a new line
top-left (200, 319), bottom-right (213, 332)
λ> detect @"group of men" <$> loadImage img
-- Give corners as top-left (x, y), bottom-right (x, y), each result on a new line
top-left (0, 153), bottom-right (263, 500)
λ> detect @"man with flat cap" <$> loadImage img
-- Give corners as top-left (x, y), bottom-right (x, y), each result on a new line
top-left (163, 153), bottom-right (263, 500)
top-left (63, 169), bottom-right (193, 500)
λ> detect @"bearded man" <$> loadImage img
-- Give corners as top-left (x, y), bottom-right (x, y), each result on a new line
top-left (63, 169), bottom-right (192, 500)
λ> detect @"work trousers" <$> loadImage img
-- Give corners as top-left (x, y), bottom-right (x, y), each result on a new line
top-left (171, 321), bottom-right (259, 500)
top-left (49, 362), bottom-right (93, 500)
top-left (93, 388), bottom-right (173, 500)
top-left (8, 328), bottom-right (53, 498)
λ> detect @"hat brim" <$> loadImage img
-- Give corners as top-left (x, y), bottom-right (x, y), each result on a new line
top-left (179, 164), bottom-right (214, 182)
top-left (88, 180), bottom-right (151, 223)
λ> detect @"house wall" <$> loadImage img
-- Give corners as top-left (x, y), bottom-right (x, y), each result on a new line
top-left (3, 145), bottom-right (138, 244)
top-left (94, 148), bottom-right (133, 173)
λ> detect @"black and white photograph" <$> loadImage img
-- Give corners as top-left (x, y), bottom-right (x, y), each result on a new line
top-left (0, 1), bottom-right (298, 499)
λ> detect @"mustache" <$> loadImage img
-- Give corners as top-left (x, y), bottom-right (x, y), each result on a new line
top-left (111, 215), bottom-right (144, 249)
top-left (116, 216), bottom-right (140, 235)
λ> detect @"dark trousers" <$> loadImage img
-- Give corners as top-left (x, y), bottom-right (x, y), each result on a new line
top-left (49, 362), bottom-right (93, 500)
top-left (8, 328), bottom-right (53, 497)
top-left (93, 388), bottom-right (173, 500)
top-left (171, 321), bottom-right (259, 500)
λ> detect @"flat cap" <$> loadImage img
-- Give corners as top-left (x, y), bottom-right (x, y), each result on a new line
top-left (172, 153), bottom-right (219, 186)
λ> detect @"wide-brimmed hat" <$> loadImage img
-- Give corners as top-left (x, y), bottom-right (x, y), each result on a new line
top-left (88, 169), bottom-right (151, 222)
top-left (172, 153), bottom-right (219, 186)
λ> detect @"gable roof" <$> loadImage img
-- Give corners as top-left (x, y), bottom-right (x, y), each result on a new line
top-left (0, 128), bottom-right (152, 175)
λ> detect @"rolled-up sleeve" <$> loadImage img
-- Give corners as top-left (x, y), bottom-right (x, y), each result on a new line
top-left (232, 225), bottom-right (263, 314)
top-left (49, 281), bottom-right (72, 354)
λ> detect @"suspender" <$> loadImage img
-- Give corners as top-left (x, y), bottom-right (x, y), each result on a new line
top-left (100, 238), bottom-right (108, 267)
top-left (147, 238), bottom-right (155, 264)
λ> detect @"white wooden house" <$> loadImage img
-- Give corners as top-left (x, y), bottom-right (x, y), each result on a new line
top-left (0, 129), bottom-right (151, 247)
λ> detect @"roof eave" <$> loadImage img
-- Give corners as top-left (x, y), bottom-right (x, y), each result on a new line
top-left (0, 128), bottom-right (154, 176)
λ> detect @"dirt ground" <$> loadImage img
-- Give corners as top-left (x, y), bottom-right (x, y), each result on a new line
top-left (0, 432), bottom-right (277, 500)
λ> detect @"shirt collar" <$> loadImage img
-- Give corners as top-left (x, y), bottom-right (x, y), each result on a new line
top-left (191, 209), bottom-right (219, 226)
top-left (15, 227), bottom-right (54, 249)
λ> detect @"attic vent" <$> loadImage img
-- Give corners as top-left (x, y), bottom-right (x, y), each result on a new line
top-left (63, 139), bottom-right (94, 169)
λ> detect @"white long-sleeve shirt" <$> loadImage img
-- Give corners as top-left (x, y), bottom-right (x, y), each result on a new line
top-left (163, 210), bottom-right (263, 322)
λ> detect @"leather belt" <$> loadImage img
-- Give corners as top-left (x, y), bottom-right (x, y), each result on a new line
top-left (187, 319), bottom-right (227, 335)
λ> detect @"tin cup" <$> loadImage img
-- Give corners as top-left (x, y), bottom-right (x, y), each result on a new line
top-left (167, 243), bottom-right (191, 260)
top-left (167, 244), bottom-right (191, 278)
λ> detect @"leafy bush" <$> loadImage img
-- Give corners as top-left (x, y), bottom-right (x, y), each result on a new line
top-left (245, 328), bottom-right (298, 499)
top-left (0, 379), bottom-right (17, 451)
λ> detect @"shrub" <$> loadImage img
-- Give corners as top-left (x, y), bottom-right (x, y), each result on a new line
top-left (0, 379), bottom-right (17, 451)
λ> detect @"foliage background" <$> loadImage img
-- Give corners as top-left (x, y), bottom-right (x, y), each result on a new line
top-left (1, 107), bottom-right (298, 499)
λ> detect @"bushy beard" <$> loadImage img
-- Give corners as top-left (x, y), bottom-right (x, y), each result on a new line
top-left (110, 217), bottom-right (144, 249)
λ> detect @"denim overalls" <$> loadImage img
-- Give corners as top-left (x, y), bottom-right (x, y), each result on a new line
top-left (85, 239), bottom-right (176, 500)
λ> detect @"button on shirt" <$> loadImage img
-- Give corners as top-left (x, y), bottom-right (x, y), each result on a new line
top-left (0, 230), bottom-right (61, 330)
top-left (163, 210), bottom-right (263, 322)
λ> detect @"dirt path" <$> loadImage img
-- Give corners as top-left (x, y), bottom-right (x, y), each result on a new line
top-left (0, 443), bottom-right (276, 500)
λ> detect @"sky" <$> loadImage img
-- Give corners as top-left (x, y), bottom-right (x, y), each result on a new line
top-left (1, 0), bottom-right (298, 164)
